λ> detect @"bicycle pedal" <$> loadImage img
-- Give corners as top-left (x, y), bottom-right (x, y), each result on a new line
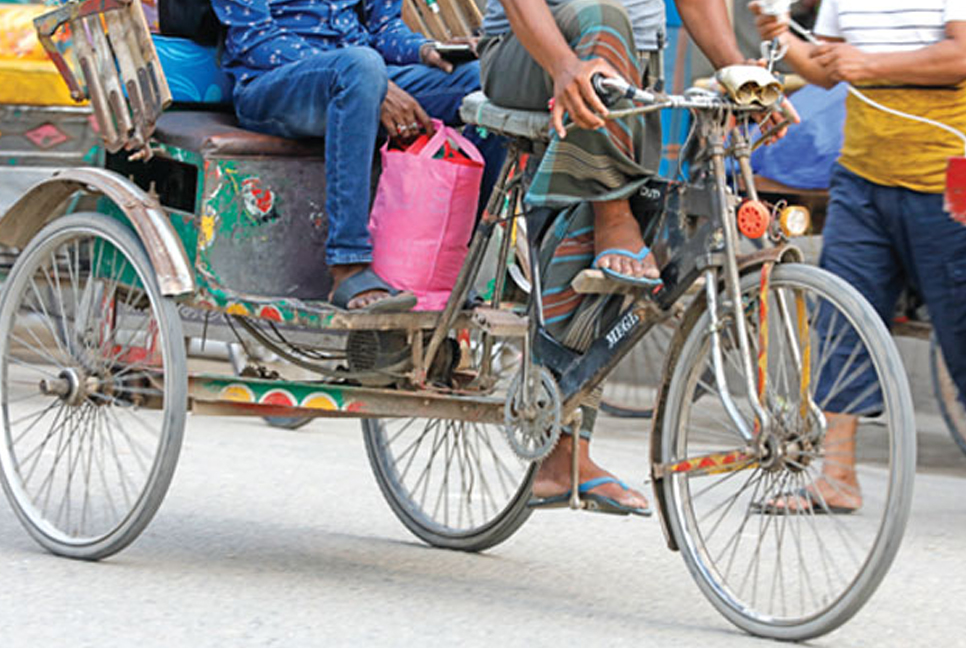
top-left (571, 269), bottom-right (661, 296)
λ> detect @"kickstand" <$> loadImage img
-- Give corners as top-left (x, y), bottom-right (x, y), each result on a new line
top-left (569, 427), bottom-right (582, 510)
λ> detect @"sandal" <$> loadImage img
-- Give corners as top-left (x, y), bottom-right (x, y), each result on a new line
top-left (529, 476), bottom-right (652, 517)
top-left (592, 246), bottom-right (664, 288)
top-left (330, 267), bottom-right (417, 312)
top-left (751, 487), bottom-right (859, 516)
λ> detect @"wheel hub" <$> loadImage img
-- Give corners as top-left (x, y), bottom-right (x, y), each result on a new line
top-left (39, 368), bottom-right (114, 406)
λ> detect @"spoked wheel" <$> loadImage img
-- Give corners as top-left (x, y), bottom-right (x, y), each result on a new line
top-left (363, 335), bottom-right (536, 551)
top-left (0, 213), bottom-right (187, 560)
top-left (600, 318), bottom-right (676, 418)
top-left (658, 264), bottom-right (915, 640)
top-left (929, 333), bottom-right (966, 456)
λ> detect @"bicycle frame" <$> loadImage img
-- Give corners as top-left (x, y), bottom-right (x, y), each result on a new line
top-left (423, 96), bottom-right (800, 442)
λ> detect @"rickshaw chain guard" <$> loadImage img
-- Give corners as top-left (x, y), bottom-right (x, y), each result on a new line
top-left (648, 244), bottom-right (803, 552)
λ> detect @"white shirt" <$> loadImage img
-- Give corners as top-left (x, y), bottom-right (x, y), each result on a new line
top-left (814, 0), bottom-right (966, 53)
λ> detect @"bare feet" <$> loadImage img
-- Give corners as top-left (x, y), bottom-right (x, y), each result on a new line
top-left (533, 433), bottom-right (649, 511)
top-left (329, 263), bottom-right (390, 310)
top-left (592, 199), bottom-right (660, 281)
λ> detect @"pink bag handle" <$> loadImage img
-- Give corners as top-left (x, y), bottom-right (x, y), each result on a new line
top-left (414, 119), bottom-right (485, 163)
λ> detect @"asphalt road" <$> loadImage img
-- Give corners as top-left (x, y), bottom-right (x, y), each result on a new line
top-left (0, 407), bottom-right (964, 648)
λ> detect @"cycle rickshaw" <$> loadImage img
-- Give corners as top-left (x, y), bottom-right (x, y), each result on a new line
top-left (0, 0), bottom-right (916, 641)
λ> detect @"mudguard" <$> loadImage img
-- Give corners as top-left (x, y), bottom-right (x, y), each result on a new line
top-left (649, 244), bottom-right (804, 551)
top-left (0, 167), bottom-right (194, 296)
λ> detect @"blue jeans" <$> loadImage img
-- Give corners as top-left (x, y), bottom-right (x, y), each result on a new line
top-left (816, 163), bottom-right (966, 412)
top-left (232, 47), bottom-right (501, 266)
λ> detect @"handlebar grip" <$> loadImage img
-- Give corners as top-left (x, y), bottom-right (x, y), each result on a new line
top-left (591, 73), bottom-right (629, 107)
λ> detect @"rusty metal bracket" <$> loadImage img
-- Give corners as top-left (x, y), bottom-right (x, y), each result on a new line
top-left (0, 167), bottom-right (194, 296)
top-left (34, 0), bottom-right (171, 160)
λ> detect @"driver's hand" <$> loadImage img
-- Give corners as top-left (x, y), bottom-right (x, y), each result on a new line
top-left (756, 97), bottom-right (800, 143)
top-left (381, 81), bottom-right (435, 141)
top-left (742, 57), bottom-right (800, 143)
top-left (550, 56), bottom-right (618, 139)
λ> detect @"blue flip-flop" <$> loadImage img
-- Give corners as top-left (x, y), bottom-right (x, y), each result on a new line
top-left (592, 246), bottom-right (663, 288)
top-left (529, 476), bottom-right (652, 517)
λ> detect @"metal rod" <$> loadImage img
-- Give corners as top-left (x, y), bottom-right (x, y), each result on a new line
top-left (569, 426), bottom-right (581, 509)
top-left (710, 141), bottom-right (771, 433)
top-left (421, 145), bottom-right (521, 379)
top-left (774, 287), bottom-right (827, 433)
top-left (703, 268), bottom-right (755, 442)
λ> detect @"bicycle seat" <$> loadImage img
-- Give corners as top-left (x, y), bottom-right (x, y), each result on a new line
top-left (460, 92), bottom-right (551, 143)
top-left (154, 111), bottom-right (322, 158)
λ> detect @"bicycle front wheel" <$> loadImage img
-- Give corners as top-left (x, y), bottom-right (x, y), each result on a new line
top-left (658, 263), bottom-right (915, 640)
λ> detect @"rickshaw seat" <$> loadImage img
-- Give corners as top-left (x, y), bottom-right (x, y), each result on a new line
top-left (154, 111), bottom-right (323, 158)
top-left (459, 92), bottom-right (551, 143)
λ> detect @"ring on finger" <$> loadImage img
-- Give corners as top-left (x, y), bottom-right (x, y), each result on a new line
top-left (408, 122), bottom-right (419, 131)
top-left (397, 124), bottom-right (408, 133)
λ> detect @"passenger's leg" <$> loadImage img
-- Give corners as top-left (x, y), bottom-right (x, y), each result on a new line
top-left (233, 48), bottom-right (397, 309)
top-left (480, 0), bottom-right (660, 281)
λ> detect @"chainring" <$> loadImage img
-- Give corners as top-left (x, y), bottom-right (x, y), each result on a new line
top-left (503, 366), bottom-right (562, 461)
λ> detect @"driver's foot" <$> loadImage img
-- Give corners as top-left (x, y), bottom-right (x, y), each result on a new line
top-left (532, 434), bottom-right (649, 511)
top-left (593, 201), bottom-right (660, 281)
top-left (329, 263), bottom-right (391, 310)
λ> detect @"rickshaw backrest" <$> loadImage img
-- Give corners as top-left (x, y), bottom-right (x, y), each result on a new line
top-left (34, 0), bottom-right (172, 160)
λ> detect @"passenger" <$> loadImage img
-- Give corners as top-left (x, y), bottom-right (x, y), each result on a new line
top-left (754, 0), bottom-right (966, 513)
top-left (481, 0), bottom-right (790, 515)
top-left (211, 0), bottom-right (498, 311)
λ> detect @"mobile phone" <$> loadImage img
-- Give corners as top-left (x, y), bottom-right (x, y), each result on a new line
top-left (435, 42), bottom-right (478, 64)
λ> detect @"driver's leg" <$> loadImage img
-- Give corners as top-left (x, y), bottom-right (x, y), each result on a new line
top-left (480, 0), bottom-right (661, 281)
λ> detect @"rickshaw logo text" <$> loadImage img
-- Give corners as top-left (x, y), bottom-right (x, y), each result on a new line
top-left (606, 312), bottom-right (640, 348)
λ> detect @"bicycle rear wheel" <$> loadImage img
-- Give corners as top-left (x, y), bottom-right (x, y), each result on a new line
top-left (929, 333), bottom-right (966, 456)
top-left (363, 335), bottom-right (535, 551)
top-left (658, 263), bottom-right (915, 640)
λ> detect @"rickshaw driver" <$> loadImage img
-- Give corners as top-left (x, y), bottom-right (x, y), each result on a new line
top-left (211, 0), bottom-right (497, 311)
top-left (480, 0), bottom-right (795, 514)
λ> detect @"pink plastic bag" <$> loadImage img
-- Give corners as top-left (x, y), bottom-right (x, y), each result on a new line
top-left (371, 119), bottom-right (485, 310)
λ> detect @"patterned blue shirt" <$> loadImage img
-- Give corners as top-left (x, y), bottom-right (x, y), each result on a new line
top-left (212, 0), bottom-right (428, 85)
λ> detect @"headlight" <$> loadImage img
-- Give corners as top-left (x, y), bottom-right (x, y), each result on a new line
top-left (779, 205), bottom-right (811, 237)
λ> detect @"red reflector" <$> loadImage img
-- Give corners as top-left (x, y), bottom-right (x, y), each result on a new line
top-left (737, 200), bottom-right (771, 239)
top-left (944, 157), bottom-right (966, 225)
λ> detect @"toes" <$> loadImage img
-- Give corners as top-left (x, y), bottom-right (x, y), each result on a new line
top-left (620, 257), bottom-right (634, 277)
top-left (630, 259), bottom-right (645, 278)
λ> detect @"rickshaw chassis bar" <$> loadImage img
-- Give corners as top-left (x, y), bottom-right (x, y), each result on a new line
top-left (187, 374), bottom-right (505, 424)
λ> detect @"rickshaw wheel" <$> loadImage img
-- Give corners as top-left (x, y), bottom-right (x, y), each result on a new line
top-left (659, 264), bottom-right (914, 640)
top-left (929, 333), bottom-right (966, 456)
top-left (0, 213), bottom-right (187, 560)
top-left (363, 417), bottom-right (536, 551)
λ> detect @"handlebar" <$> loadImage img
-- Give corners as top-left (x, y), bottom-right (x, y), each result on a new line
top-left (589, 73), bottom-right (769, 115)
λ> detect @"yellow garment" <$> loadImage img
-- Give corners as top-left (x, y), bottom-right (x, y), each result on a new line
top-left (840, 83), bottom-right (966, 194)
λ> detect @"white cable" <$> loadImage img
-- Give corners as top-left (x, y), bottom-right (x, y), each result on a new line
top-left (787, 19), bottom-right (966, 156)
